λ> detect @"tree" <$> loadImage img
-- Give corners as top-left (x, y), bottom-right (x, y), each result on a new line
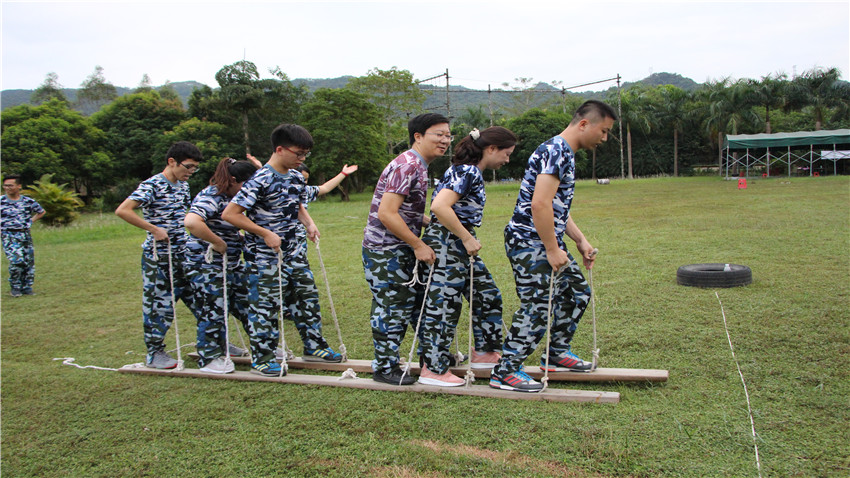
top-left (787, 67), bottom-right (850, 130)
top-left (215, 60), bottom-right (264, 154)
top-left (650, 85), bottom-right (694, 176)
top-left (31, 72), bottom-right (68, 105)
top-left (24, 174), bottom-right (84, 226)
top-left (748, 73), bottom-right (787, 133)
top-left (91, 90), bottom-right (186, 181)
top-left (76, 65), bottom-right (118, 114)
top-left (300, 89), bottom-right (386, 199)
top-left (346, 67), bottom-right (427, 155)
top-left (500, 77), bottom-right (544, 117)
top-left (503, 109), bottom-right (572, 180)
top-left (158, 118), bottom-right (242, 195)
top-left (1, 100), bottom-right (108, 198)
top-left (610, 86), bottom-right (654, 179)
top-left (700, 78), bottom-right (761, 174)
top-left (135, 74), bottom-right (154, 93)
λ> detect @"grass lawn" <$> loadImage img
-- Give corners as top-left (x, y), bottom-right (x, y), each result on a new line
top-left (2, 176), bottom-right (848, 477)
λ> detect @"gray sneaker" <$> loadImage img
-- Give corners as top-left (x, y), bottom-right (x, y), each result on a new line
top-left (199, 356), bottom-right (235, 374)
top-left (146, 350), bottom-right (178, 369)
top-left (227, 343), bottom-right (247, 357)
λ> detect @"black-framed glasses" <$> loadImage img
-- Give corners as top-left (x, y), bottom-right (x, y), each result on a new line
top-left (426, 132), bottom-right (454, 141)
top-left (178, 162), bottom-right (199, 172)
top-left (282, 146), bottom-right (311, 159)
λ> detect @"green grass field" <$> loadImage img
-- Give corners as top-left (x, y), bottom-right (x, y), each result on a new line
top-left (2, 176), bottom-right (848, 477)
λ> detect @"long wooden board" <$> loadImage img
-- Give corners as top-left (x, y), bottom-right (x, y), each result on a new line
top-left (118, 367), bottom-right (619, 404)
top-left (188, 354), bottom-right (668, 383)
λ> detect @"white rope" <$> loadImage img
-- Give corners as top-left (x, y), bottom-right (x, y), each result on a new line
top-left (541, 268), bottom-right (559, 392)
top-left (464, 255), bottom-right (475, 388)
top-left (53, 357), bottom-right (118, 371)
top-left (400, 261), bottom-right (435, 385)
top-left (276, 250), bottom-right (291, 376)
top-left (716, 292), bottom-right (763, 477)
top-left (338, 368), bottom-right (358, 380)
top-left (588, 248), bottom-right (600, 371)
top-left (314, 239), bottom-right (348, 361)
top-left (165, 239), bottom-right (184, 371)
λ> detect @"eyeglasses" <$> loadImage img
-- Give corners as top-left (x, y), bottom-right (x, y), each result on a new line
top-left (178, 162), bottom-right (199, 172)
top-left (282, 146), bottom-right (311, 159)
top-left (3, 184), bottom-right (19, 188)
top-left (426, 132), bottom-right (454, 141)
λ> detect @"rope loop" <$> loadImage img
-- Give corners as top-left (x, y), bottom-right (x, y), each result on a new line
top-left (400, 262), bottom-right (435, 385)
top-left (314, 239), bottom-right (348, 362)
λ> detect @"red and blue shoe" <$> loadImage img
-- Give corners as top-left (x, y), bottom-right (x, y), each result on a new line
top-left (541, 349), bottom-right (592, 372)
top-left (489, 367), bottom-right (543, 393)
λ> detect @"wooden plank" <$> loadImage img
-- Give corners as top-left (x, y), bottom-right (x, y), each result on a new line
top-left (188, 353), bottom-right (668, 383)
top-left (118, 367), bottom-right (619, 404)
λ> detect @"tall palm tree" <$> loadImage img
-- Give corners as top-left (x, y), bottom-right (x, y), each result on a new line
top-left (652, 85), bottom-right (691, 177)
top-left (786, 67), bottom-right (849, 130)
top-left (702, 79), bottom-right (761, 174)
top-left (748, 73), bottom-right (788, 134)
top-left (614, 86), bottom-right (654, 179)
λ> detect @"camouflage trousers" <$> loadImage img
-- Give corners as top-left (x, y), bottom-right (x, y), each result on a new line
top-left (2, 230), bottom-right (35, 293)
top-left (141, 249), bottom-right (199, 355)
top-left (493, 232), bottom-right (591, 376)
top-left (185, 259), bottom-right (253, 367)
top-left (419, 223), bottom-right (503, 374)
top-left (246, 253), bottom-right (329, 364)
top-left (362, 246), bottom-right (424, 374)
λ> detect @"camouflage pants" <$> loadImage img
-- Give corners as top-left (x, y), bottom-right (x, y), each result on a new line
top-left (246, 253), bottom-right (328, 364)
top-left (2, 230), bottom-right (35, 293)
top-left (185, 259), bottom-right (253, 367)
top-left (419, 223), bottom-right (503, 374)
top-left (362, 246), bottom-right (424, 374)
top-left (141, 249), bottom-right (199, 355)
top-left (493, 232), bottom-right (591, 376)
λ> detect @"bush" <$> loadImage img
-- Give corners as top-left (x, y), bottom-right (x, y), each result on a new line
top-left (24, 174), bottom-right (84, 226)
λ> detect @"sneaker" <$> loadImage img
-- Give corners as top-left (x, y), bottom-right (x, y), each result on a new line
top-left (373, 367), bottom-right (416, 386)
top-left (303, 347), bottom-right (342, 363)
top-left (227, 343), bottom-right (248, 357)
top-left (199, 356), bottom-right (235, 374)
top-left (146, 350), bottom-right (178, 369)
top-left (10, 289), bottom-right (22, 298)
top-left (250, 361), bottom-right (285, 377)
top-left (490, 368), bottom-right (543, 393)
top-left (541, 349), bottom-right (592, 372)
top-left (418, 365), bottom-right (464, 387)
top-left (470, 350), bottom-right (501, 369)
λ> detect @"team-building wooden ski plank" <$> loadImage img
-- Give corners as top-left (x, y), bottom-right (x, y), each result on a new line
top-left (118, 366), bottom-right (620, 404)
top-left (187, 353), bottom-right (668, 383)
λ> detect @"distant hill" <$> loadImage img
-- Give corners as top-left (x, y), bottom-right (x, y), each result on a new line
top-left (1, 73), bottom-right (702, 113)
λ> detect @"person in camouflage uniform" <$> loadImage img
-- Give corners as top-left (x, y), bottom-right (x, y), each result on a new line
top-left (183, 158), bottom-right (260, 374)
top-left (115, 141), bottom-right (204, 369)
top-left (490, 100), bottom-right (617, 393)
top-left (1, 174), bottom-right (45, 297)
top-left (417, 126), bottom-right (517, 387)
top-left (362, 113), bottom-right (450, 385)
top-left (223, 124), bottom-right (343, 377)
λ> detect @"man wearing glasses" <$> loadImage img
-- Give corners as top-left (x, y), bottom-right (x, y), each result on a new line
top-left (362, 113), bottom-right (451, 385)
top-left (115, 141), bottom-right (204, 369)
top-left (223, 124), bottom-right (344, 377)
top-left (1, 174), bottom-right (45, 297)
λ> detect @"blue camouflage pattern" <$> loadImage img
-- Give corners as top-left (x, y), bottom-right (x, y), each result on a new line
top-left (419, 222), bottom-right (502, 374)
top-left (230, 166), bottom-right (317, 264)
top-left (127, 174), bottom-right (192, 254)
top-left (362, 246), bottom-right (424, 374)
top-left (185, 185), bottom-right (245, 269)
top-left (493, 231), bottom-right (590, 376)
top-left (141, 248), bottom-right (198, 355)
top-left (430, 164), bottom-right (486, 227)
top-left (1, 195), bottom-right (43, 293)
top-left (505, 135), bottom-right (576, 248)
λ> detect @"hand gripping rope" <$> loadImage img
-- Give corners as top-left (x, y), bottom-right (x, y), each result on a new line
top-left (400, 261), bottom-right (435, 385)
top-left (313, 239), bottom-right (348, 361)
top-left (204, 245), bottom-right (234, 371)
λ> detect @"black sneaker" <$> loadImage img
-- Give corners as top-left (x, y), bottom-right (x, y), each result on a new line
top-left (489, 367), bottom-right (543, 392)
top-left (373, 367), bottom-right (416, 385)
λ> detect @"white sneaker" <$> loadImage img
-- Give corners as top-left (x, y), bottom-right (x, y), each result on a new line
top-left (199, 356), bottom-right (235, 374)
top-left (227, 343), bottom-right (248, 357)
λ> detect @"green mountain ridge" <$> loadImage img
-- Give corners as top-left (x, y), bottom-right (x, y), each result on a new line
top-left (1, 72), bottom-right (699, 113)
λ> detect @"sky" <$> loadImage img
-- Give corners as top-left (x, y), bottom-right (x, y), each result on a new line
top-left (1, 0), bottom-right (848, 93)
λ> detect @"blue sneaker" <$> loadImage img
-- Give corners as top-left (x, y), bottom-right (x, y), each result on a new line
top-left (489, 367), bottom-right (543, 393)
top-left (541, 348), bottom-right (592, 372)
top-left (303, 347), bottom-right (342, 363)
top-left (251, 361), bottom-right (285, 376)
